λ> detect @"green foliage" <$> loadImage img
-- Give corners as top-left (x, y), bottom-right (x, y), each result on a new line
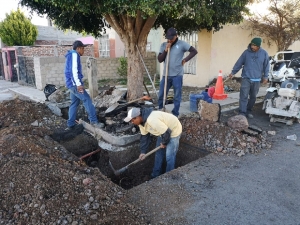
top-left (19, 0), bottom-right (252, 98)
top-left (117, 57), bottom-right (128, 78)
top-left (0, 9), bottom-right (38, 46)
top-left (19, 0), bottom-right (251, 37)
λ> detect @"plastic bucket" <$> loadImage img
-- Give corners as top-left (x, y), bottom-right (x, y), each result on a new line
top-left (189, 94), bottom-right (204, 112)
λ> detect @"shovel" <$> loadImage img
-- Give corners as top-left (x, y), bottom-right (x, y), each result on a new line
top-left (162, 48), bottom-right (170, 111)
top-left (109, 146), bottom-right (161, 176)
top-left (105, 97), bottom-right (143, 114)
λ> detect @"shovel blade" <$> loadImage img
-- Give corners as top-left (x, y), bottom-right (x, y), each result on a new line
top-left (109, 160), bottom-right (128, 176)
top-left (105, 103), bottom-right (119, 114)
top-left (115, 166), bottom-right (128, 176)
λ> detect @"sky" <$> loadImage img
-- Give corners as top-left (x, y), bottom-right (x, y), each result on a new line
top-left (0, 0), bottom-right (269, 26)
top-left (248, 1), bottom-right (269, 15)
top-left (0, 0), bottom-right (48, 26)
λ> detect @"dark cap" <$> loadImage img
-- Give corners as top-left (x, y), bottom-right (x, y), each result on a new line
top-left (166, 27), bottom-right (177, 40)
top-left (250, 37), bottom-right (262, 47)
top-left (72, 40), bottom-right (87, 50)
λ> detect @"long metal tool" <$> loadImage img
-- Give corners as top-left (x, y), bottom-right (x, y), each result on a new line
top-left (109, 146), bottom-right (161, 176)
top-left (162, 48), bottom-right (170, 111)
top-left (105, 97), bottom-right (143, 114)
top-left (136, 45), bottom-right (158, 98)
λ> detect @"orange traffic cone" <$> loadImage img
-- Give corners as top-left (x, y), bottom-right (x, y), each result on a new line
top-left (212, 70), bottom-right (228, 100)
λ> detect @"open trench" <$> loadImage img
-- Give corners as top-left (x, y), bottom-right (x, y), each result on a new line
top-left (58, 104), bottom-right (211, 190)
top-left (57, 128), bottom-right (210, 190)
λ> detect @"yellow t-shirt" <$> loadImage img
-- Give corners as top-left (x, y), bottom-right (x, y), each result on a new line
top-left (138, 111), bottom-right (182, 137)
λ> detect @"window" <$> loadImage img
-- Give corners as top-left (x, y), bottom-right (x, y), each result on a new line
top-left (99, 35), bottom-right (110, 58)
top-left (146, 42), bottom-right (151, 51)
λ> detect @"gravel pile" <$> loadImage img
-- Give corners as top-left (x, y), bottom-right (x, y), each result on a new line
top-left (179, 116), bottom-right (272, 156)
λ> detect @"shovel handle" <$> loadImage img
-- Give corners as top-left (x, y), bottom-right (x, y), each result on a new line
top-left (126, 146), bottom-right (162, 167)
top-left (163, 49), bottom-right (170, 111)
top-left (127, 97), bottom-right (144, 104)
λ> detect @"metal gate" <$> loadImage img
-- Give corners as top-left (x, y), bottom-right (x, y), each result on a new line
top-left (18, 56), bottom-right (35, 87)
top-left (0, 53), bottom-right (4, 79)
top-left (178, 32), bottom-right (198, 75)
top-left (9, 50), bottom-right (18, 82)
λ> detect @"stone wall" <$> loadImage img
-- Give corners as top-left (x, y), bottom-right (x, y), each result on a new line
top-left (34, 52), bottom-right (156, 90)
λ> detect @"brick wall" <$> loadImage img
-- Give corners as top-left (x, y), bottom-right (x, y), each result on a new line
top-left (18, 45), bottom-right (94, 57)
top-left (34, 53), bottom-right (156, 90)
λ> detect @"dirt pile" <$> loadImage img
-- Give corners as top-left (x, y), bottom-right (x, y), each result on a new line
top-left (0, 97), bottom-right (271, 224)
top-left (0, 99), bottom-right (148, 225)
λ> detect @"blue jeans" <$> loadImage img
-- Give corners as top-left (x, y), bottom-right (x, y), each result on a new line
top-left (151, 134), bottom-right (181, 178)
top-left (239, 78), bottom-right (260, 116)
top-left (67, 86), bottom-right (98, 127)
top-left (158, 75), bottom-right (183, 117)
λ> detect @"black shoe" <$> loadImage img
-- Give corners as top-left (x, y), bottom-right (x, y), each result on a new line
top-left (65, 125), bottom-right (76, 131)
top-left (65, 124), bottom-right (84, 131)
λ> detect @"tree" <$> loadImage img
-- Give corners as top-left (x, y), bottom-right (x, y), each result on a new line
top-left (19, 0), bottom-right (252, 100)
top-left (0, 9), bottom-right (38, 46)
top-left (246, 0), bottom-right (300, 51)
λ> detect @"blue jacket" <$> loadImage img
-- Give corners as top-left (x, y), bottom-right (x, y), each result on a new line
top-left (64, 50), bottom-right (83, 88)
top-left (232, 44), bottom-right (270, 79)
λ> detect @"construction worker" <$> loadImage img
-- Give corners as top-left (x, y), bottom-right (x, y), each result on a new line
top-left (64, 40), bottom-right (104, 129)
top-left (157, 27), bottom-right (198, 117)
top-left (124, 106), bottom-right (182, 178)
top-left (229, 37), bottom-right (269, 118)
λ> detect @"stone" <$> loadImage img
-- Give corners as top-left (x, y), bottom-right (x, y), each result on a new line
top-left (198, 100), bottom-right (221, 122)
top-left (227, 115), bottom-right (248, 131)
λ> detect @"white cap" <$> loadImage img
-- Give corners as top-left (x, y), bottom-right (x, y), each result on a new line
top-left (124, 108), bottom-right (141, 122)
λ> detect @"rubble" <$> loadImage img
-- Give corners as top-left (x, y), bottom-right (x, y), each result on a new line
top-left (0, 83), bottom-right (273, 224)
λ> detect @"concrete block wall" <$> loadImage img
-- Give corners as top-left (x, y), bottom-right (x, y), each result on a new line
top-left (34, 53), bottom-right (156, 90)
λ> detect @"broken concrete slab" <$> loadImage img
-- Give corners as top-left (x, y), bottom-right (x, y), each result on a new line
top-left (45, 102), bottom-right (62, 116)
top-left (79, 119), bottom-right (140, 147)
top-left (198, 100), bottom-right (221, 122)
top-left (0, 90), bottom-right (16, 102)
top-left (8, 86), bottom-right (46, 103)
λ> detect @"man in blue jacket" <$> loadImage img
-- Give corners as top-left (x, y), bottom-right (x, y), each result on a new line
top-left (64, 40), bottom-right (103, 129)
top-left (229, 37), bottom-right (269, 118)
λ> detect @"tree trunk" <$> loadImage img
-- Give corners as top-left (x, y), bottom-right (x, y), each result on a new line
top-left (125, 44), bottom-right (146, 100)
top-left (104, 13), bottom-right (157, 100)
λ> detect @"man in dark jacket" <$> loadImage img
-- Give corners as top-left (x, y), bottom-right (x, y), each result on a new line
top-left (229, 37), bottom-right (269, 118)
top-left (64, 40), bottom-right (103, 129)
top-left (124, 107), bottom-right (182, 178)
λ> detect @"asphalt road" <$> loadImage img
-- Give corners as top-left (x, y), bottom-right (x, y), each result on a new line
top-left (127, 102), bottom-right (300, 225)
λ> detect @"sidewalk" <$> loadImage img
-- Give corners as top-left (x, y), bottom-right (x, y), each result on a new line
top-left (0, 80), bottom-right (46, 103)
top-left (165, 86), bottom-right (268, 114)
top-left (0, 80), bottom-right (268, 114)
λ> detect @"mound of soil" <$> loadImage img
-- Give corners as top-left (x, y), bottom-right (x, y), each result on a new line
top-left (0, 96), bottom-right (272, 224)
top-left (0, 98), bottom-right (148, 225)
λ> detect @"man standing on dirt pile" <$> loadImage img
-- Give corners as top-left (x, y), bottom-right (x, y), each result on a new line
top-left (229, 37), bottom-right (269, 119)
top-left (124, 107), bottom-right (182, 178)
top-left (157, 27), bottom-right (198, 117)
top-left (64, 40), bottom-right (104, 130)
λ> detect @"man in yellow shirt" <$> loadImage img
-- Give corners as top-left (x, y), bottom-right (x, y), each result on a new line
top-left (124, 107), bottom-right (182, 178)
